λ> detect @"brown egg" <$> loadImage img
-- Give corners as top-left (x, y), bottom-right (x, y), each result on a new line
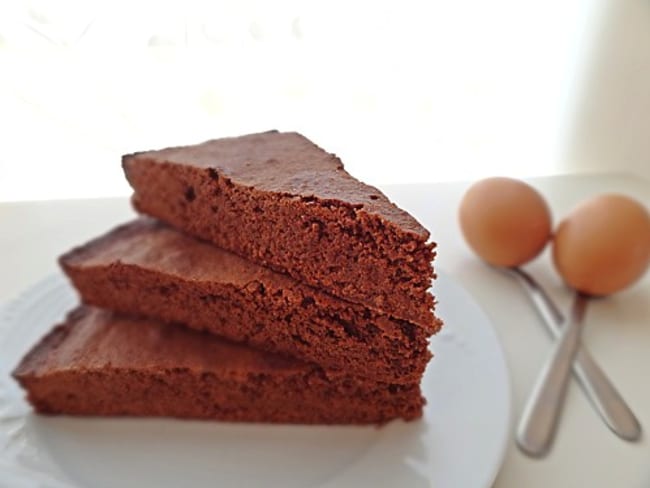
top-left (553, 194), bottom-right (650, 296)
top-left (459, 177), bottom-right (552, 267)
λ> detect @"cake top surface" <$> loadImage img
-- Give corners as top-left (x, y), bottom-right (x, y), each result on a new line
top-left (14, 306), bottom-right (306, 378)
top-left (125, 131), bottom-right (429, 239)
top-left (61, 219), bottom-right (297, 290)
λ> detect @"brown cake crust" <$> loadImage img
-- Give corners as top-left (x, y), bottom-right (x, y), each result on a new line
top-left (122, 131), bottom-right (436, 326)
top-left (60, 219), bottom-right (441, 385)
top-left (12, 307), bottom-right (424, 424)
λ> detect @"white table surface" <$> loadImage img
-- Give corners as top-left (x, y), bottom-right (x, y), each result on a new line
top-left (1, 172), bottom-right (649, 487)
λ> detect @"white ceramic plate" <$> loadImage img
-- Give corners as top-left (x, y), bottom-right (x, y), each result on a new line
top-left (0, 271), bottom-right (511, 488)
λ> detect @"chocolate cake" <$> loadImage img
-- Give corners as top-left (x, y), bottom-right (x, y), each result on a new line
top-left (60, 219), bottom-right (441, 385)
top-left (122, 131), bottom-right (436, 326)
top-left (12, 306), bottom-right (424, 423)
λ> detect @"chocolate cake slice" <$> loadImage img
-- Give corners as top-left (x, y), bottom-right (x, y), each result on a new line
top-left (12, 306), bottom-right (424, 424)
top-left (122, 131), bottom-right (436, 327)
top-left (60, 219), bottom-right (441, 385)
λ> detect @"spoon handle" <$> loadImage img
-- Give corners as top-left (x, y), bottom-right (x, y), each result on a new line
top-left (517, 293), bottom-right (588, 457)
top-left (509, 268), bottom-right (641, 441)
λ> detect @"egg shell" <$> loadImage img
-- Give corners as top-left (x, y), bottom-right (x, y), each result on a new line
top-left (552, 194), bottom-right (650, 296)
top-left (459, 177), bottom-right (552, 267)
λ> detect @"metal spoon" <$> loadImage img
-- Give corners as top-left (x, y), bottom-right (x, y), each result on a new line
top-left (517, 291), bottom-right (589, 457)
top-left (503, 267), bottom-right (641, 445)
top-left (516, 193), bottom-right (649, 457)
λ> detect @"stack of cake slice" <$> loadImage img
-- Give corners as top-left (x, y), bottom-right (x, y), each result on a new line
top-left (13, 131), bottom-right (442, 424)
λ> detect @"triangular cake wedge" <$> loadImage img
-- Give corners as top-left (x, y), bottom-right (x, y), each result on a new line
top-left (12, 306), bottom-right (424, 424)
top-left (122, 131), bottom-right (436, 326)
top-left (60, 219), bottom-right (441, 385)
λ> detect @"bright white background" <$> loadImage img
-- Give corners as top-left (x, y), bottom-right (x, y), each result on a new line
top-left (1, 0), bottom-right (649, 202)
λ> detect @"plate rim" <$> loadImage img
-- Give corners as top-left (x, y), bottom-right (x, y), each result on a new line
top-left (434, 267), bottom-right (513, 487)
